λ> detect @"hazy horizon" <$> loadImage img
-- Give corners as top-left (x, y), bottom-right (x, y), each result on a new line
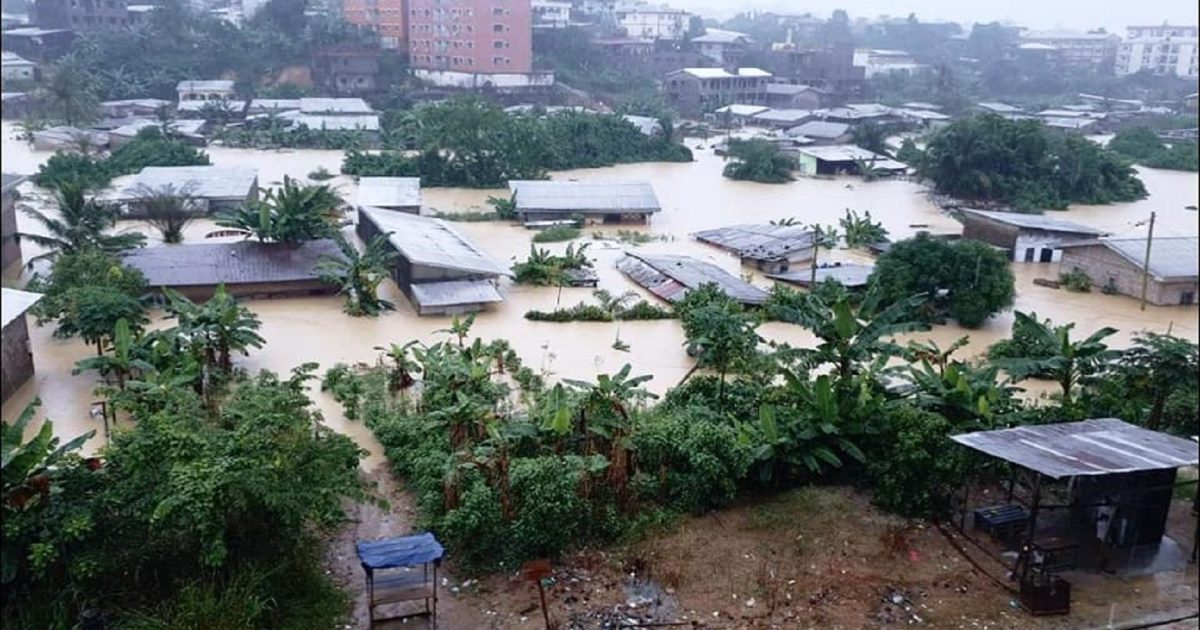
top-left (671, 0), bottom-right (1199, 34)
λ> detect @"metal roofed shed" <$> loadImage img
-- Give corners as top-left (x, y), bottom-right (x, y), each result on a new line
top-left (693, 223), bottom-right (816, 273)
top-left (768, 263), bottom-right (875, 288)
top-left (509, 180), bottom-right (661, 225)
top-left (794, 145), bottom-right (906, 177)
top-left (751, 108), bottom-right (813, 127)
top-left (116, 166), bottom-right (259, 215)
top-left (959, 209), bottom-right (1108, 263)
top-left (299, 97), bottom-right (374, 114)
top-left (122, 239), bottom-right (344, 300)
top-left (617, 252), bottom-right (768, 306)
top-left (109, 119), bottom-right (207, 147)
top-left (357, 533), bottom-right (444, 627)
top-left (784, 120), bottom-right (850, 143)
top-left (1057, 236), bottom-right (1198, 306)
top-left (294, 114), bottom-right (380, 132)
top-left (31, 126), bottom-right (109, 152)
top-left (356, 177), bottom-right (421, 213)
top-left (713, 104), bottom-right (771, 120)
top-left (2, 288), bottom-right (42, 403)
top-left (356, 206), bottom-right (508, 315)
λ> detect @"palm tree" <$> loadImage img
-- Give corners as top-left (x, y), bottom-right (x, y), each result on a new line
top-left (41, 53), bottom-right (99, 127)
top-left (134, 183), bottom-right (198, 244)
top-left (18, 183), bottom-right (146, 267)
top-left (317, 233), bottom-right (398, 317)
top-left (995, 311), bottom-right (1119, 403)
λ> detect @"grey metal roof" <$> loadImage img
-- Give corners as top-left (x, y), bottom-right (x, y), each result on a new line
top-left (122, 239), bottom-right (343, 287)
top-left (786, 120), bottom-right (849, 139)
top-left (960, 209), bottom-right (1107, 236)
top-left (175, 100), bottom-right (246, 113)
top-left (357, 177), bottom-right (421, 208)
top-left (358, 206), bottom-right (508, 276)
top-left (299, 98), bottom-right (374, 114)
top-left (32, 126), bottom-right (109, 146)
top-left (2, 173), bottom-right (26, 193)
top-left (109, 118), bottom-right (206, 138)
top-left (950, 418), bottom-right (1200, 479)
top-left (796, 145), bottom-right (907, 170)
top-left (617, 253), bottom-right (768, 306)
top-left (247, 99), bottom-right (301, 113)
top-left (766, 83), bottom-right (815, 96)
top-left (621, 114), bottom-right (662, 136)
top-left (694, 223), bottom-right (815, 262)
top-left (753, 109), bottom-right (813, 124)
top-left (119, 166), bottom-right (257, 201)
top-left (1060, 236), bottom-right (1199, 281)
top-left (176, 80), bottom-right (235, 92)
top-left (977, 101), bottom-right (1023, 113)
top-left (769, 263), bottom-right (875, 288)
top-left (1, 288), bottom-right (41, 329)
top-left (410, 280), bottom-right (503, 308)
top-left (509, 180), bottom-right (661, 214)
top-left (294, 114), bottom-right (380, 131)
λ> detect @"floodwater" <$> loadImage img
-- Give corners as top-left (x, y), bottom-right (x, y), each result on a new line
top-left (3, 122), bottom-right (1197, 465)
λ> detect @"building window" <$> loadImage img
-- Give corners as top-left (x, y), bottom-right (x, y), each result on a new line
top-left (493, 40), bottom-right (505, 48)
top-left (493, 23), bottom-right (504, 32)
top-left (492, 7), bottom-right (504, 16)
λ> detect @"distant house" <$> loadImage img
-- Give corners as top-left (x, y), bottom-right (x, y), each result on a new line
top-left (959, 210), bottom-right (1108, 262)
top-left (356, 206), bottom-right (509, 315)
top-left (713, 104), bottom-right (771, 125)
top-left (508, 180), bottom-right (660, 225)
top-left (663, 67), bottom-right (773, 116)
top-left (356, 177), bottom-right (422, 214)
top-left (794, 145), bottom-right (906, 176)
top-left (176, 80), bottom-right (236, 102)
top-left (2, 92), bottom-right (32, 119)
top-left (1058, 236), bottom-right (1199, 306)
top-left (123, 240), bottom-right (343, 301)
top-left (892, 107), bottom-right (952, 130)
top-left (2, 288), bottom-right (41, 403)
top-left (768, 263), bottom-right (875, 288)
top-left (313, 47), bottom-right (380, 95)
top-left (31, 126), bottom-right (109, 152)
top-left (247, 99), bottom-right (302, 115)
top-left (98, 98), bottom-right (173, 119)
top-left (621, 114), bottom-right (663, 137)
top-left (976, 101), bottom-right (1023, 115)
top-left (764, 83), bottom-right (822, 110)
top-left (751, 108), bottom-right (813, 128)
top-left (693, 223), bottom-right (816, 273)
top-left (0, 27), bottom-right (74, 63)
top-left (2, 173), bottom-right (25, 273)
top-left (617, 253), bottom-right (768, 306)
top-left (1185, 93), bottom-right (1198, 112)
top-left (294, 97), bottom-right (380, 133)
top-left (116, 166), bottom-right (259, 215)
top-left (853, 49), bottom-right (928, 78)
top-left (108, 119), bottom-right (207, 147)
top-left (691, 29), bottom-right (754, 65)
top-left (1, 51), bottom-right (36, 83)
top-left (784, 120), bottom-right (851, 144)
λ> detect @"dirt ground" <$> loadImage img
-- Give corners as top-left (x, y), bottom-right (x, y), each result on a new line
top-left (327, 471), bottom-right (1199, 630)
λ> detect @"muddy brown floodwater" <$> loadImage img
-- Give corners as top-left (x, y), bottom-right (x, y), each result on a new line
top-left (3, 122), bottom-right (1198, 467)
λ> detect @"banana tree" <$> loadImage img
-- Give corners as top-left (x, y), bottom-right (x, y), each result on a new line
top-left (374, 340), bottom-right (422, 392)
top-left (72, 318), bottom-right (154, 389)
top-left (995, 311), bottom-right (1118, 403)
top-left (317, 232), bottom-right (398, 317)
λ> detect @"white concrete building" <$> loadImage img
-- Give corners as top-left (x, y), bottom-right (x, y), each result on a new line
top-left (532, 0), bottom-right (571, 28)
top-left (853, 49), bottom-right (929, 78)
top-left (616, 5), bottom-right (690, 41)
top-left (1115, 25), bottom-right (1199, 78)
top-left (1, 52), bottom-right (35, 83)
top-left (176, 80), bottom-right (236, 102)
top-left (691, 28), bottom-right (753, 65)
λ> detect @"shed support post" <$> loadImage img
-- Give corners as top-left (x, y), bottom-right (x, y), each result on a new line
top-left (1014, 472), bottom-right (1043, 582)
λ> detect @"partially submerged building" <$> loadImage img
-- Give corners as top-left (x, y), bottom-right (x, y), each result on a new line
top-left (176, 80), bottom-right (236, 103)
top-left (2, 288), bottom-right (41, 403)
top-left (99, 98), bottom-right (173, 119)
top-left (508, 180), bottom-right (661, 226)
top-left (664, 67), bottom-right (773, 115)
top-left (751, 108), bottom-right (813, 129)
top-left (3, 173), bottom-right (25, 273)
top-left (31, 126), bottom-right (109, 152)
top-left (764, 83), bottom-right (822, 110)
top-left (959, 209), bottom-right (1108, 263)
top-left (122, 239), bottom-right (344, 300)
top-left (783, 120), bottom-right (851, 145)
top-left (794, 145), bottom-right (906, 176)
top-left (768, 263), bottom-right (875, 288)
top-left (356, 177), bottom-right (421, 214)
top-left (108, 119), bottom-right (207, 147)
top-left (617, 253), bottom-right (768, 306)
top-left (693, 223), bottom-right (816, 273)
top-left (115, 166), bottom-right (259, 216)
top-left (1058, 236), bottom-right (1198, 306)
top-left (356, 206), bottom-right (509, 315)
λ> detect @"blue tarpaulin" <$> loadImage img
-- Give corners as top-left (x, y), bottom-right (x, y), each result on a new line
top-left (356, 533), bottom-right (445, 571)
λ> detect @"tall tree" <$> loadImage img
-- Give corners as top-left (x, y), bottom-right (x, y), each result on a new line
top-left (995, 311), bottom-right (1118, 403)
top-left (19, 183), bottom-right (146, 266)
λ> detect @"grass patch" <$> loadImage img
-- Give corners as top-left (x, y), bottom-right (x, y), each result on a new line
top-left (746, 487), bottom-right (854, 532)
top-left (432, 210), bottom-right (500, 222)
top-left (532, 225), bottom-right (582, 243)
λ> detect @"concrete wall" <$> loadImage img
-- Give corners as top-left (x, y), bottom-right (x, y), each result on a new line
top-left (2, 186), bottom-right (21, 272)
top-left (2, 316), bottom-right (35, 404)
top-left (413, 70), bottom-right (555, 89)
top-left (1060, 244), bottom-right (1199, 305)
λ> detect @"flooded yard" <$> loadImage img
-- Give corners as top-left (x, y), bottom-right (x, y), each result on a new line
top-left (3, 122), bottom-right (1198, 465)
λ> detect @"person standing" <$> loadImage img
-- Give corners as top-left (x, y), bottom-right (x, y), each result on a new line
top-left (1096, 496), bottom-right (1117, 573)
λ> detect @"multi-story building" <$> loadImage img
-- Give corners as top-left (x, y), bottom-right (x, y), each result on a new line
top-left (343, 0), bottom-right (408, 50)
top-left (313, 47), bottom-right (381, 95)
top-left (407, 0), bottom-right (552, 90)
top-left (531, 0), bottom-right (570, 28)
top-left (691, 29), bottom-right (753, 66)
top-left (852, 48), bottom-right (929, 78)
top-left (663, 67), bottom-right (772, 115)
top-left (616, 5), bottom-right (689, 41)
top-left (1116, 25), bottom-right (1199, 78)
top-left (30, 0), bottom-right (152, 30)
top-left (1019, 30), bottom-right (1119, 72)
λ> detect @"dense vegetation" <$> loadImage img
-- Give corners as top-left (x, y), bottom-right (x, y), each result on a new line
top-left (525, 290), bottom-right (676, 322)
top-left (341, 98), bottom-right (691, 187)
top-left (511, 243), bottom-right (593, 286)
top-left (722, 138), bottom-right (795, 183)
top-left (916, 114), bottom-right (1147, 211)
top-left (1108, 127), bottom-right (1199, 172)
top-left (33, 127), bottom-right (211, 189)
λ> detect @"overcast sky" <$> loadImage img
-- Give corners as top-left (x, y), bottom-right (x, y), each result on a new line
top-left (671, 0), bottom-right (1198, 33)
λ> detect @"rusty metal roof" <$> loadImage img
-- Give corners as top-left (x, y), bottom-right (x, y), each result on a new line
top-left (693, 223), bottom-right (815, 262)
top-left (950, 419), bottom-right (1200, 479)
top-left (617, 253), bottom-right (768, 306)
top-left (122, 239), bottom-right (343, 288)
top-left (768, 263), bottom-right (875, 288)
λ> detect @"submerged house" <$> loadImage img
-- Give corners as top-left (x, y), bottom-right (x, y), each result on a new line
top-left (356, 177), bottom-right (421, 214)
top-left (3, 173), bottom-right (24, 273)
top-left (768, 263), bottom-right (875, 288)
top-left (1057, 236), bottom-right (1198, 306)
top-left (508, 180), bottom-right (661, 225)
top-left (783, 120), bottom-right (851, 145)
top-left (794, 145), bottom-right (906, 176)
top-left (108, 119), bottom-right (207, 147)
top-left (122, 239), bottom-right (344, 300)
top-left (959, 209), bottom-right (1108, 263)
top-left (115, 166), bottom-right (259, 216)
top-left (693, 223), bottom-right (816, 273)
top-left (357, 206), bottom-right (509, 315)
top-left (31, 126), bottom-right (109, 152)
top-left (617, 252), bottom-right (768, 306)
top-left (2, 288), bottom-right (41, 403)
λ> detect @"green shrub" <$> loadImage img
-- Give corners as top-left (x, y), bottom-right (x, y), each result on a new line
top-left (632, 410), bottom-right (752, 512)
top-left (531, 225), bottom-right (582, 243)
top-left (1059, 269), bottom-right (1092, 292)
top-left (866, 404), bottom-right (967, 518)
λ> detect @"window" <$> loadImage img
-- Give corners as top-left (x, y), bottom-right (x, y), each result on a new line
top-left (492, 7), bottom-right (504, 16)
top-left (493, 40), bottom-right (505, 48)
top-left (493, 23), bottom-right (504, 32)
top-left (1182, 291), bottom-right (1195, 305)
top-left (493, 56), bottom-right (504, 64)
top-left (1039, 248), bottom-right (1053, 263)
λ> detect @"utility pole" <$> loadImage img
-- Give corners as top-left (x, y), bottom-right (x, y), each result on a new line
top-left (1139, 211), bottom-right (1155, 311)
top-left (810, 228), bottom-right (820, 285)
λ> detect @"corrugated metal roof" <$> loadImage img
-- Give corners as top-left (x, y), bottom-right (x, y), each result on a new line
top-left (678, 67), bottom-right (772, 79)
top-left (2, 173), bottom-right (26, 193)
top-left (410, 279), bottom-right (503, 308)
top-left (768, 263), bottom-right (875, 287)
top-left (796, 145), bottom-right (906, 170)
top-left (357, 177), bottom-right (421, 208)
top-left (714, 104), bottom-right (771, 117)
top-left (32, 126), bottom-right (109, 146)
top-left (786, 120), bottom-right (849, 139)
top-left (510, 180), bottom-right (661, 214)
top-left (618, 253), bottom-right (768, 306)
top-left (176, 80), bottom-right (235, 92)
top-left (960, 209), bottom-right (1107, 235)
top-left (1060, 236), bottom-right (1199, 281)
top-left (977, 101), bottom-right (1022, 113)
top-left (122, 239), bottom-right (342, 287)
top-left (294, 114), bottom-right (380, 131)
top-left (950, 418), bottom-right (1199, 479)
top-left (119, 166), bottom-right (257, 201)
top-left (766, 83), bottom-right (815, 96)
top-left (247, 99), bottom-right (302, 113)
top-left (109, 118), bottom-right (206, 138)
top-left (690, 28), bottom-right (751, 44)
top-left (359, 206), bottom-right (508, 276)
top-left (1, 288), bottom-right (41, 328)
top-left (176, 100), bottom-right (246, 113)
top-left (694, 223), bottom-right (815, 262)
top-left (753, 109), bottom-right (813, 124)
top-left (621, 114), bottom-right (661, 136)
top-left (299, 97), bottom-right (374, 114)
